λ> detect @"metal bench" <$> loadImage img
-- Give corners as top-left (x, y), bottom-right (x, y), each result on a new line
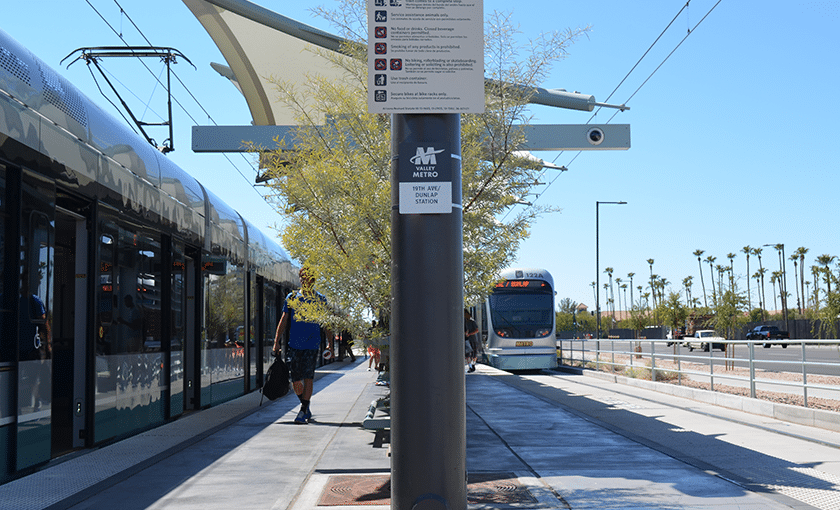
top-left (363, 396), bottom-right (390, 448)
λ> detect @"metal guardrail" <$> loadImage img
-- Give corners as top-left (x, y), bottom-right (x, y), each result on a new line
top-left (556, 338), bottom-right (840, 408)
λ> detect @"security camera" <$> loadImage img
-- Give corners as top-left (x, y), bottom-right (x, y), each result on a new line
top-left (587, 127), bottom-right (604, 146)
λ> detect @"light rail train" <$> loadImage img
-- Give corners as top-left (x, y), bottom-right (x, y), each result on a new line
top-left (483, 268), bottom-right (557, 370)
top-left (0, 28), bottom-right (297, 481)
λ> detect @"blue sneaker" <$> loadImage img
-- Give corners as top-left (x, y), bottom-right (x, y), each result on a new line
top-left (294, 410), bottom-right (308, 424)
top-left (303, 408), bottom-right (312, 422)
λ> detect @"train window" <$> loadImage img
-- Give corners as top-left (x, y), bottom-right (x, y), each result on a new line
top-left (169, 241), bottom-right (186, 417)
top-left (202, 251), bottom-right (246, 404)
top-left (20, 174), bottom-right (54, 363)
top-left (0, 165), bottom-right (7, 363)
top-left (94, 212), bottom-right (164, 442)
top-left (263, 285), bottom-right (277, 376)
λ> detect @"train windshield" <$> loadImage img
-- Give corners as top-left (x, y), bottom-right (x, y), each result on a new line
top-left (488, 280), bottom-right (553, 338)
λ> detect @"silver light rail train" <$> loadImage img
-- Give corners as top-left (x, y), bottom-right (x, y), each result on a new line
top-left (483, 268), bottom-right (557, 370)
top-left (0, 28), bottom-right (298, 481)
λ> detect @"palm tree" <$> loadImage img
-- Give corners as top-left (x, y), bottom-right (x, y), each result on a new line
top-left (590, 281), bottom-right (597, 306)
top-left (603, 283), bottom-right (610, 321)
top-left (682, 276), bottom-right (693, 306)
top-left (772, 244), bottom-right (788, 319)
top-left (716, 265), bottom-right (727, 301)
top-left (817, 254), bottom-right (836, 295)
top-left (726, 253), bottom-right (736, 292)
top-left (615, 277), bottom-right (623, 313)
top-left (650, 273), bottom-right (659, 324)
top-left (742, 246), bottom-right (752, 311)
top-left (621, 283), bottom-right (628, 317)
top-left (627, 272), bottom-right (635, 310)
top-left (795, 247), bottom-right (809, 311)
top-left (647, 259), bottom-right (655, 310)
top-left (705, 255), bottom-right (717, 306)
top-left (758, 267), bottom-right (768, 320)
top-left (754, 247), bottom-right (766, 317)
top-left (789, 252), bottom-right (801, 314)
top-left (810, 265), bottom-right (821, 308)
top-left (770, 271), bottom-right (780, 312)
top-left (604, 267), bottom-right (615, 316)
top-left (693, 249), bottom-right (707, 308)
top-left (753, 270), bottom-right (765, 321)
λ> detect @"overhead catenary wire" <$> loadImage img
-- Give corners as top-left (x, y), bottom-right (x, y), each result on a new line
top-left (519, 0), bottom-right (722, 215)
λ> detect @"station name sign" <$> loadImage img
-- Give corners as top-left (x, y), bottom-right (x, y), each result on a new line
top-left (398, 140), bottom-right (456, 214)
top-left (367, 0), bottom-right (484, 113)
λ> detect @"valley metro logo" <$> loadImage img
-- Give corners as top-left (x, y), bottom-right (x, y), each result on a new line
top-left (410, 147), bottom-right (445, 166)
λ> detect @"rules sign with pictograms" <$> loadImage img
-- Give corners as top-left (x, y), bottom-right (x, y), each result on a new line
top-left (367, 0), bottom-right (484, 114)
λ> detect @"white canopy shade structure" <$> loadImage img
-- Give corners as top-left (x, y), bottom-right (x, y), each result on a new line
top-left (183, 0), bottom-right (353, 126)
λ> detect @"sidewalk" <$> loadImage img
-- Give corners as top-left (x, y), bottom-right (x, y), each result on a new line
top-left (2, 360), bottom-right (838, 509)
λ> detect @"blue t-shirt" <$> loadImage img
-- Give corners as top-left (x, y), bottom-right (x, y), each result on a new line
top-left (284, 290), bottom-right (326, 350)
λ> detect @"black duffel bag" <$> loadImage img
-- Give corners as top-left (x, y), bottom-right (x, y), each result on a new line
top-left (261, 356), bottom-right (290, 404)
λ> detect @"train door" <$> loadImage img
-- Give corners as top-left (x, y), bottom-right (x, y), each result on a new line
top-left (52, 205), bottom-right (88, 455)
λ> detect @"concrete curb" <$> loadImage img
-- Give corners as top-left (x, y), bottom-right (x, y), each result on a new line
top-left (558, 366), bottom-right (840, 433)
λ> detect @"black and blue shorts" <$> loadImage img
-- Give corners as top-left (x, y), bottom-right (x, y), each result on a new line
top-left (288, 347), bottom-right (319, 381)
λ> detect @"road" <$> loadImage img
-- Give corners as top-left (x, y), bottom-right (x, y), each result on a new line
top-left (558, 339), bottom-right (840, 376)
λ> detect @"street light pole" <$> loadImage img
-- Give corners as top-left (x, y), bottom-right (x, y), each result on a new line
top-left (596, 201), bottom-right (627, 341)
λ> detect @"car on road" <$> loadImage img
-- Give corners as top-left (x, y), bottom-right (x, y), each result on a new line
top-left (745, 325), bottom-right (789, 348)
top-left (683, 329), bottom-right (726, 352)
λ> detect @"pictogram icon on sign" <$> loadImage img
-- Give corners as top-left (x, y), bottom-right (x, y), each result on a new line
top-left (375, 90), bottom-right (387, 102)
top-left (375, 27), bottom-right (387, 38)
top-left (375, 10), bottom-right (387, 22)
top-left (375, 74), bottom-right (387, 86)
top-left (375, 59), bottom-right (387, 70)
top-left (375, 43), bottom-right (387, 55)
top-left (390, 59), bottom-right (402, 71)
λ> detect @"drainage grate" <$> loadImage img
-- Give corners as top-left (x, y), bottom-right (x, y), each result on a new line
top-left (467, 472), bottom-right (539, 506)
top-left (318, 472), bottom-right (538, 506)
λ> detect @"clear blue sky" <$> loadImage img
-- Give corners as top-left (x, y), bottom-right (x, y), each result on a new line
top-left (5, 1), bottom-right (839, 311)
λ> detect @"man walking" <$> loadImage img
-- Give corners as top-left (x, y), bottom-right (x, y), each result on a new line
top-left (274, 267), bottom-right (330, 424)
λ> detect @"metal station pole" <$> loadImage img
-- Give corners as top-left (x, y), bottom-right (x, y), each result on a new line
top-left (391, 113), bottom-right (466, 510)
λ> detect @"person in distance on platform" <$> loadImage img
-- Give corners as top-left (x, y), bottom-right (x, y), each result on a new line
top-left (464, 309), bottom-right (480, 373)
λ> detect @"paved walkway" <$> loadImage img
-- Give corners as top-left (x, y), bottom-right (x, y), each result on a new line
top-left (2, 360), bottom-right (839, 509)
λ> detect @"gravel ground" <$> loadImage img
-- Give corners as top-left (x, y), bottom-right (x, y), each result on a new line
top-left (564, 353), bottom-right (840, 413)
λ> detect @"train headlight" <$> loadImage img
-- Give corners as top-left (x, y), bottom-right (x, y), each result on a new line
top-left (495, 329), bottom-right (510, 338)
top-left (535, 328), bottom-right (551, 337)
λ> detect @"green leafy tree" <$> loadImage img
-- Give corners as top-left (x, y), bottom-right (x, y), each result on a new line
top-left (627, 303), bottom-right (650, 338)
top-left (659, 291), bottom-right (687, 337)
top-left (259, 3), bottom-right (588, 335)
top-left (710, 288), bottom-right (749, 339)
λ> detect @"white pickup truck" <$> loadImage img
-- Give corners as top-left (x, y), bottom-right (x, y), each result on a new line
top-left (683, 329), bottom-right (726, 352)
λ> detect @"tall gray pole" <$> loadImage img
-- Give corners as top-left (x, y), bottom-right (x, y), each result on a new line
top-left (391, 113), bottom-right (466, 510)
top-left (596, 203), bottom-right (601, 341)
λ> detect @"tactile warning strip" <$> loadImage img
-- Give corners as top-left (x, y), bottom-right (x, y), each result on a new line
top-left (318, 472), bottom-right (539, 506)
top-left (760, 466), bottom-right (840, 510)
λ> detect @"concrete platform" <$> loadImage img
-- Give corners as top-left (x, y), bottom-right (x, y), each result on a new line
top-left (2, 360), bottom-right (839, 509)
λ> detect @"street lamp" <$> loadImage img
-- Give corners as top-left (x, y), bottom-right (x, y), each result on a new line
top-left (596, 201), bottom-right (627, 341)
